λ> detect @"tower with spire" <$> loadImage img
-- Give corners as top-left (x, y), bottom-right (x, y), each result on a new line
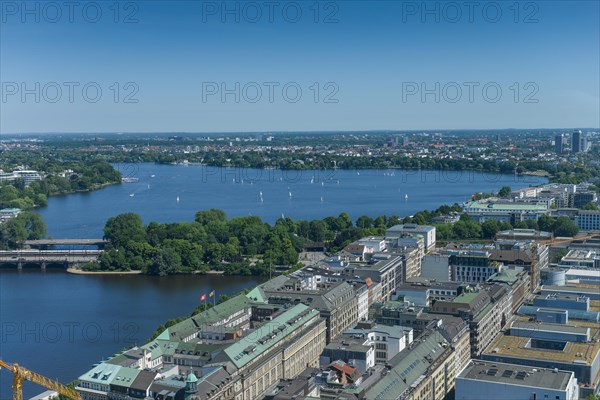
top-left (184, 369), bottom-right (198, 400)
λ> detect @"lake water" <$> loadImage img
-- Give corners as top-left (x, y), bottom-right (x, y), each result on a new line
top-left (0, 164), bottom-right (547, 399)
top-left (0, 270), bottom-right (265, 399)
top-left (37, 163), bottom-right (547, 238)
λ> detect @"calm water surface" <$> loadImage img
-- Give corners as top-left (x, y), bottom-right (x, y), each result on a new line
top-left (0, 270), bottom-right (265, 399)
top-left (38, 163), bottom-right (547, 238)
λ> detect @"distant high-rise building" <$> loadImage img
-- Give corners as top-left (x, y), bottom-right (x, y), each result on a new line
top-left (581, 132), bottom-right (589, 152)
top-left (571, 129), bottom-right (588, 153)
top-left (555, 133), bottom-right (565, 154)
top-left (572, 130), bottom-right (581, 153)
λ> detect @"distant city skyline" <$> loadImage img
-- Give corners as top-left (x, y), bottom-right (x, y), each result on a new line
top-left (1, 1), bottom-right (599, 133)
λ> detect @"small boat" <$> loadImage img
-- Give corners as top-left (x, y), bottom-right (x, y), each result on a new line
top-left (176, 196), bottom-right (180, 203)
top-left (150, 174), bottom-right (156, 178)
top-left (289, 191), bottom-right (292, 198)
top-left (405, 194), bottom-right (409, 200)
top-left (129, 193), bottom-right (135, 197)
top-left (320, 196), bottom-right (324, 203)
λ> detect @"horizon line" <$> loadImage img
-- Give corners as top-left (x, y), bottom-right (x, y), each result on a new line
top-left (2, 127), bottom-right (599, 136)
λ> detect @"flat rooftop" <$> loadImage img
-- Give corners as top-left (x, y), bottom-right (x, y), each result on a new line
top-left (464, 201), bottom-right (547, 211)
top-left (541, 285), bottom-right (600, 295)
top-left (453, 292), bottom-right (481, 304)
top-left (512, 315), bottom-right (600, 335)
top-left (510, 320), bottom-right (590, 335)
top-left (484, 334), bottom-right (599, 365)
top-left (566, 269), bottom-right (600, 278)
top-left (458, 360), bottom-right (572, 390)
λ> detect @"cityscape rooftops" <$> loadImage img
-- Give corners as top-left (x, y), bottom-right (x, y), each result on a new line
top-left (484, 334), bottom-right (599, 365)
top-left (458, 360), bottom-right (574, 391)
top-left (364, 330), bottom-right (451, 400)
top-left (78, 363), bottom-right (123, 385)
top-left (454, 292), bottom-right (482, 304)
top-left (464, 199), bottom-right (548, 211)
top-left (496, 229), bottom-right (553, 241)
top-left (221, 303), bottom-right (319, 369)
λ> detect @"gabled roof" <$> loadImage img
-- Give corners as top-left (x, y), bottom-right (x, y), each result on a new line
top-left (220, 304), bottom-right (319, 369)
top-left (365, 331), bottom-right (451, 400)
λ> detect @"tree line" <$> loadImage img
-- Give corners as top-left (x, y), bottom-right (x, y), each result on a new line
top-left (0, 160), bottom-right (121, 211)
top-left (91, 210), bottom-right (409, 276)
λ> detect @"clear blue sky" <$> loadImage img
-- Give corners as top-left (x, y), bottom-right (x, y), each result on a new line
top-left (1, 0), bottom-right (598, 133)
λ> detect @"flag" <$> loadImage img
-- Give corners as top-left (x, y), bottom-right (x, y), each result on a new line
top-left (200, 294), bottom-right (206, 301)
top-left (209, 290), bottom-right (215, 298)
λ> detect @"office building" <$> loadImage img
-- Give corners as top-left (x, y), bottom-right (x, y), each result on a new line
top-left (456, 360), bottom-right (579, 400)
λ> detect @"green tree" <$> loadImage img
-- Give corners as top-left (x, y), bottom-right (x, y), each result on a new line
top-left (19, 212), bottom-right (47, 239)
top-left (581, 202), bottom-right (599, 210)
top-left (104, 213), bottom-right (146, 247)
top-left (481, 220), bottom-right (501, 239)
top-left (356, 215), bottom-right (374, 229)
top-left (195, 209), bottom-right (227, 225)
top-left (0, 218), bottom-right (28, 248)
top-left (553, 217), bottom-right (579, 237)
top-left (538, 215), bottom-right (555, 232)
top-left (498, 186), bottom-right (511, 197)
top-left (149, 247), bottom-right (182, 276)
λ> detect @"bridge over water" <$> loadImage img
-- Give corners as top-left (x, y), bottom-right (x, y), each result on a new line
top-left (24, 239), bottom-right (108, 249)
top-left (0, 249), bottom-right (102, 270)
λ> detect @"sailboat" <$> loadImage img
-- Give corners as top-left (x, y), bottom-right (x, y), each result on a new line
top-left (176, 196), bottom-right (180, 203)
top-left (405, 194), bottom-right (409, 200)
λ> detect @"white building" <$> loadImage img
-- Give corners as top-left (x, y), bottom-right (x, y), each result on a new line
top-left (357, 236), bottom-right (386, 252)
top-left (341, 322), bottom-right (413, 363)
top-left (456, 360), bottom-right (579, 400)
top-left (0, 169), bottom-right (42, 185)
top-left (353, 283), bottom-right (370, 321)
top-left (386, 224), bottom-right (436, 252)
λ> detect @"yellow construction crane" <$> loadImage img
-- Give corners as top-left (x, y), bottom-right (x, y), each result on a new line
top-left (0, 359), bottom-right (81, 400)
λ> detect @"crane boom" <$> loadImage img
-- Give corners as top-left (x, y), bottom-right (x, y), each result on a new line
top-left (0, 359), bottom-right (81, 400)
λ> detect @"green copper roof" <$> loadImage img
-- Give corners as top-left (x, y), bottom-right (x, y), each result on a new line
top-left (161, 294), bottom-right (259, 342)
top-left (223, 304), bottom-right (319, 369)
top-left (246, 286), bottom-right (266, 303)
top-left (488, 269), bottom-right (519, 284)
top-left (465, 201), bottom-right (547, 211)
top-left (453, 292), bottom-right (480, 303)
top-left (186, 370), bottom-right (198, 383)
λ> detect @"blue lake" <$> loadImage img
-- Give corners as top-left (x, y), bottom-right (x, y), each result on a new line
top-left (37, 163), bottom-right (547, 238)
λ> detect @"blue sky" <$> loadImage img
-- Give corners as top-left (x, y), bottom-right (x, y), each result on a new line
top-left (0, 0), bottom-right (598, 133)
